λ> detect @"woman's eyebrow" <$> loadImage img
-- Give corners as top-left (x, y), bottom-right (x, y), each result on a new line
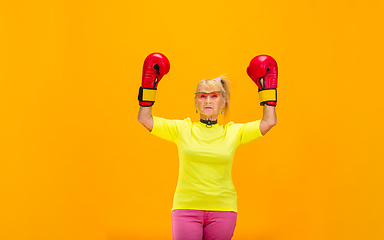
top-left (198, 91), bottom-right (220, 93)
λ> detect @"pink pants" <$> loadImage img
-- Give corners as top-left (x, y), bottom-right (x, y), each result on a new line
top-left (172, 209), bottom-right (237, 240)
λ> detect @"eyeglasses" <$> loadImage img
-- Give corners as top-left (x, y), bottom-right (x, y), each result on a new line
top-left (195, 91), bottom-right (222, 100)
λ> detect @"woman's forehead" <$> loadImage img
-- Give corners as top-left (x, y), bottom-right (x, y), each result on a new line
top-left (198, 86), bottom-right (220, 93)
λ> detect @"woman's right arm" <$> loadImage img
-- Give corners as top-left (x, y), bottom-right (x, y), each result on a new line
top-left (137, 106), bottom-right (153, 132)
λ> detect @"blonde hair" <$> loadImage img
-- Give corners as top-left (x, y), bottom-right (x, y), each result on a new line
top-left (195, 75), bottom-right (231, 117)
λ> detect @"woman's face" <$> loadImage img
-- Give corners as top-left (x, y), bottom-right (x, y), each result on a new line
top-left (195, 86), bottom-right (225, 120)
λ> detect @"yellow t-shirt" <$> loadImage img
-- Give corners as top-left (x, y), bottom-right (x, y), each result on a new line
top-left (150, 116), bottom-right (264, 213)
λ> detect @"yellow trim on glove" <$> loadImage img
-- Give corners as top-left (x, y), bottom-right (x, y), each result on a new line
top-left (259, 89), bottom-right (277, 103)
top-left (142, 88), bottom-right (157, 102)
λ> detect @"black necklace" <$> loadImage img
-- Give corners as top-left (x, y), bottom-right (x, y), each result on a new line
top-left (200, 119), bottom-right (217, 128)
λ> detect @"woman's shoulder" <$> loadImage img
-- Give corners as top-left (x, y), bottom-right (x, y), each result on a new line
top-left (152, 116), bottom-right (192, 129)
top-left (153, 116), bottom-right (191, 122)
top-left (224, 120), bottom-right (261, 131)
top-left (223, 121), bottom-right (239, 132)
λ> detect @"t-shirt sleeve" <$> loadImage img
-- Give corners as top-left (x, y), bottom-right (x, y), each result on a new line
top-left (230, 120), bottom-right (264, 146)
top-left (150, 116), bottom-right (189, 143)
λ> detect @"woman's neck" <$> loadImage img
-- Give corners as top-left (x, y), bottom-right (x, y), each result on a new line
top-left (200, 114), bottom-right (218, 121)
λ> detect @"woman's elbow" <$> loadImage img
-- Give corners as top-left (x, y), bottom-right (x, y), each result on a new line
top-left (260, 119), bottom-right (276, 136)
top-left (137, 116), bottom-right (143, 124)
top-left (264, 119), bottom-right (277, 128)
top-left (271, 120), bottom-right (277, 127)
top-left (137, 116), bottom-right (146, 127)
top-left (137, 117), bottom-right (153, 132)
top-left (268, 121), bottom-right (277, 132)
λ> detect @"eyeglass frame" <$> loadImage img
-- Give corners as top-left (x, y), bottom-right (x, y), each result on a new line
top-left (194, 91), bottom-right (222, 100)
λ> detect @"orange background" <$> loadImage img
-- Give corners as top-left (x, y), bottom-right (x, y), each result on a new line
top-left (1, 0), bottom-right (383, 239)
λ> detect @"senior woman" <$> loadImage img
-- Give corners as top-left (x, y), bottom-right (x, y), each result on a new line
top-left (137, 53), bottom-right (277, 240)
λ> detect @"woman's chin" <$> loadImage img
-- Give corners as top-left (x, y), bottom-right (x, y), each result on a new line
top-left (201, 111), bottom-right (218, 119)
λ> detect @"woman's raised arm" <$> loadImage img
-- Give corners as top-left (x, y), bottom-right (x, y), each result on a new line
top-left (247, 54), bottom-right (278, 136)
top-left (137, 52), bottom-right (170, 132)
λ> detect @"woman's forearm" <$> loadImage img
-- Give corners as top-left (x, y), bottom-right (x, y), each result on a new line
top-left (259, 105), bottom-right (277, 135)
top-left (138, 106), bottom-right (154, 131)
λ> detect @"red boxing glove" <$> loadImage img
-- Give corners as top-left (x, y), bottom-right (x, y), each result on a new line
top-left (138, 52), bottom-right (170, 107)
top-left (247, 55), bottom-right (278, 106)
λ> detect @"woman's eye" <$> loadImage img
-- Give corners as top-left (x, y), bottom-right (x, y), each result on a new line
top-left (211, 94), bottom-right (218, 98)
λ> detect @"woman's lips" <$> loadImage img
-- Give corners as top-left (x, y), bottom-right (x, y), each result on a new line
top-left (205, 107), bottom-right (212, 109)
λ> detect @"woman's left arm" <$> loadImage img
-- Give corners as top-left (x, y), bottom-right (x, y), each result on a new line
top-left (247, 54), bottom-right (279, 136)
top-left (260, 105), bottom-right (277, 136)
